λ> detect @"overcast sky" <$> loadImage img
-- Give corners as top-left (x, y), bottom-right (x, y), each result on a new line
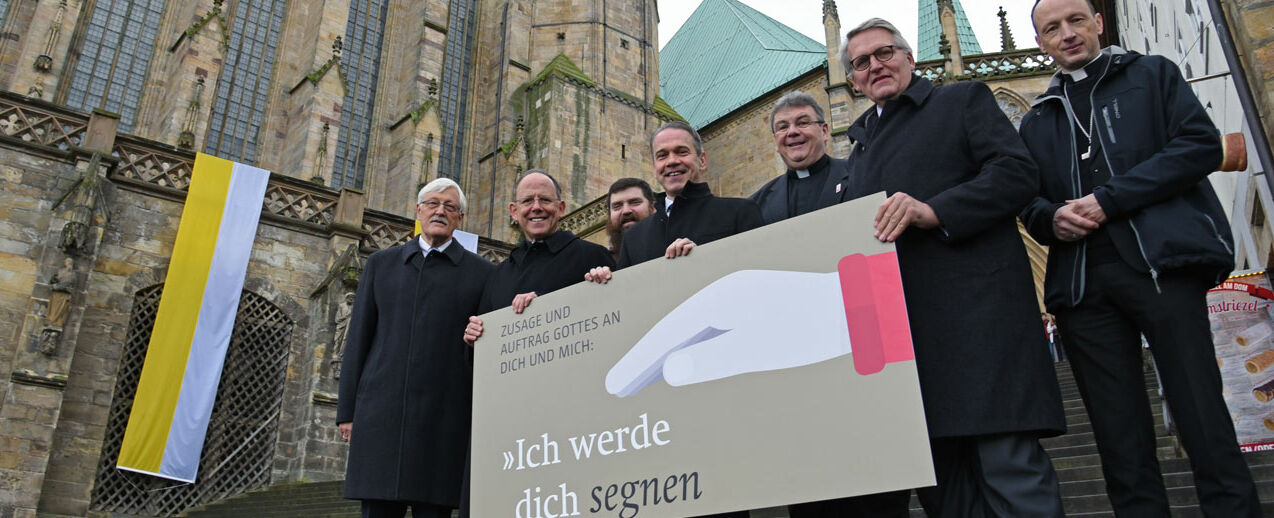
top-left (658, 0), bottom-right (1041, 54)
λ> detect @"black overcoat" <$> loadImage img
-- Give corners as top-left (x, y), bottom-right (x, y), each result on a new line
top-left (337, 240), bottom-right (494, 504)
top-left (617, 181), bottom-right (763, 268)
top-left (844, 77), bottom-right (1065, 438)
top-left (480, 229), bottom-right (614, 312)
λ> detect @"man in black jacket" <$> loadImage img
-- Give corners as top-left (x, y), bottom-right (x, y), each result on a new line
top-left (750, 92), bottom-right (908, 517)
top-left (1019, 0), bottom-right (1257, 515)
top-left (337, 178), bottom-right (494, 518)
top-left (841, 18), bottom-right (1065, 517)
top-left (584, 122), bottom-right (761, 287)
top-left (619, 122), bottom-right (762, 268)
top-left (750, 91), bottom-right (851, 226)
top-left (474, 169), bottom-right (614, 317)
top-left (604, 177), bottom-right (657, 261)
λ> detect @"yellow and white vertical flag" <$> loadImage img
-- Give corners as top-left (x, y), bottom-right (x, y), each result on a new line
top-left (117, 153), bottom-right (270, 483)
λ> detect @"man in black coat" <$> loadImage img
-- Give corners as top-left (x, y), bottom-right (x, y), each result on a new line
top-left (604, 177), bottom-right (657, 261)
top-left (1019, 0), bottom-right (1258, 515)
top-left (336, 178), bottom-right (494, 518)
top-left (750, 91), bottom-right (851, 226)
top-left (602, 121), bottom-right (761, 273)
top-left (751, 91), bottom-right (909, 517)
top-left (839, 18), bottom-right (1065, 517)
top-left (475, 169), bottom-right (615, 315)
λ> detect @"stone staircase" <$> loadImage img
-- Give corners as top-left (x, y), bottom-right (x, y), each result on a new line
top-left (185, 361), bottom-right (1274, 517)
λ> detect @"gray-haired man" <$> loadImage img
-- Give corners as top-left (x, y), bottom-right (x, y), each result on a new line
top-left (750, 91), bottom-right (852, 225)
top-left (338, 178), bottom-right (495, 518)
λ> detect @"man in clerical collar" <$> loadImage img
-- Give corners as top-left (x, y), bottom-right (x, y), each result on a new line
top-left (338, 178), bottom-right (494, 518)
top-left (1019, 0), bottom-right (1257, 515)
top-left (604, 177), bottom-right (657, 261)
top-left (750, 90), bottom-right (851, 225)
top-left (472, 169), bottom-right (614, 317)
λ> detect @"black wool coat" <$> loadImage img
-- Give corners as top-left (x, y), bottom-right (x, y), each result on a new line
top-left (844, 77), bottom-right (1065, 439)
top-left (749, 154), bottom-right (852, 224)
top-left (337, 240), bottom-right (494, 505)
top-left (480, 229), bottom-right (614, 312)
top-left (617, 181), bottom-right (763, 268)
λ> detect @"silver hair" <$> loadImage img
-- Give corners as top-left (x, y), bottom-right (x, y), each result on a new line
top-left (417, 177), bottom-right (467, 213)
top-left (840, 18), bottom-right (913, 72)
top-left (769, 91), bottom-right (826, 129)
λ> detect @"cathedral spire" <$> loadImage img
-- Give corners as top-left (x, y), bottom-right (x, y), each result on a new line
top-left (823, 0), bottom-right (839, 22)
top-left (998, 6), bottom-right (1017, 51)
top-left (916, 0), bottom-right (983, 61)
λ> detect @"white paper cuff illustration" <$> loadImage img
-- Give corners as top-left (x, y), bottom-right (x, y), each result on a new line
top-left (606, 270), bottom-right (849, 397)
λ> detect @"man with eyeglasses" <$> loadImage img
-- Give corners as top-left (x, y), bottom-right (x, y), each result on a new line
top-left (337, 178), bottom-right (495, 518)
top-left (750, 91), bottom-right (851, 226)
top-left (745, 93), bottom-right (908, 517)
top-left (1019, 0), bottom-right (1257, 515)
top-left (469, 169), bottom-right (615, 318)
top-left (838, 18), bottom-right (1065, 517)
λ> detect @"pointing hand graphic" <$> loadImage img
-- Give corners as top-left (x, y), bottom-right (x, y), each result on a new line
top-left (606, 253), bottom-right (914, 397)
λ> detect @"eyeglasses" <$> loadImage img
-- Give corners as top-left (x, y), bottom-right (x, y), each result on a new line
top-left (516, 195), bottom-right (559, 208)
top-left (850, 45), bottom-right (898, 71)
top-left (419, 200), bottom-right (461, 213)
top-left (773, 119), bottom-right (825, 134)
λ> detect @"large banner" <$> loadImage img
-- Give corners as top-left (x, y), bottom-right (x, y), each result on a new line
top-left (117, 153), bottom-right (269, 482)
top-left (472, 193), bottom-right (934, 517)
top-left (1208, 270), bottom-right (1274, 451)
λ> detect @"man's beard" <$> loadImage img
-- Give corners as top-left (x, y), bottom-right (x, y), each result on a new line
top-left (606, 220), bottom-right (625, 254)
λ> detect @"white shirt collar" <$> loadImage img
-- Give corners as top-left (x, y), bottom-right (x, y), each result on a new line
top-left (664, 197), bottom-right (674, 216)
top-left (418, 235), bottom-right (453, 256)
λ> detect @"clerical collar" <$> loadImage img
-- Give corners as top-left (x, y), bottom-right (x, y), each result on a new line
top-left (418, 236), bottom-right (453, 256)
top-left (788, 155), bottom-right (831, 180)
top-left (1063, 54), bottom-right (1107, 82)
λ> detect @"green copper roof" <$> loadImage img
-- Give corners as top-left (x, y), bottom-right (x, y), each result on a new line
top-left (659, 0), bottom-right (826, 129)
top-left (917, 0), bottom-right (984, 61)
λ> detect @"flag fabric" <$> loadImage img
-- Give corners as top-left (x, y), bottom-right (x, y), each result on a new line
top-left (117, 153), bottom-right (269, 483)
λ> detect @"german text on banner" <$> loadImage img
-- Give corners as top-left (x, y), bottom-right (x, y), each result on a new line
top-left (472, 193), bottom-right (933, 516)
top-left (117, 153), bottom-right (270, 483)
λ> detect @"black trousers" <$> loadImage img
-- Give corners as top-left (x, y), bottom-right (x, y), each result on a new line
top-left (787, 490), bottom-right (911, 517)
top-left (916, 433), bottom-right (1063, 518)
top-left (361, 499), bottom-right (452, 518)
top-left (1055, 261), bottom-right (1260, 517)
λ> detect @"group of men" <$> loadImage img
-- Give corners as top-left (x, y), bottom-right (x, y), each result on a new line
top-left (335, 0), bottom-right (1260, 516)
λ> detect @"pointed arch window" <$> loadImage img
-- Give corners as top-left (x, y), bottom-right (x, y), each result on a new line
top-left (331, 0), bottom-right (389, 190)
top-left (64, 0), bottom-right (165, 132)
top-left (204, 0), bottom-right (287, 163)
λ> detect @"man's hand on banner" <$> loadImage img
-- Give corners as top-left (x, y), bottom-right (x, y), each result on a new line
top-left (512, 292), bottom-right (538, 314)
top-left (585, 266), bottom-right (614, 284)
top-left (465, 316), bottom-right (484, 345)
top-left (665, 238), bottom-right (697, 258)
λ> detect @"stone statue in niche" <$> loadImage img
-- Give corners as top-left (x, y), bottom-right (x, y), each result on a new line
top-left (58, 153), bottom-right (107, 256)
top-left (40, 258), bottom-right (75, 356)
top-left (330, 291), bottom-right (356, 378)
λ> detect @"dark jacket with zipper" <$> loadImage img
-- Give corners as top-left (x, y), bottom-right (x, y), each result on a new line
top-left (1019, 47), bottom-right (1234, 311)
top-left (617, 180), bottom-right (763, 268)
